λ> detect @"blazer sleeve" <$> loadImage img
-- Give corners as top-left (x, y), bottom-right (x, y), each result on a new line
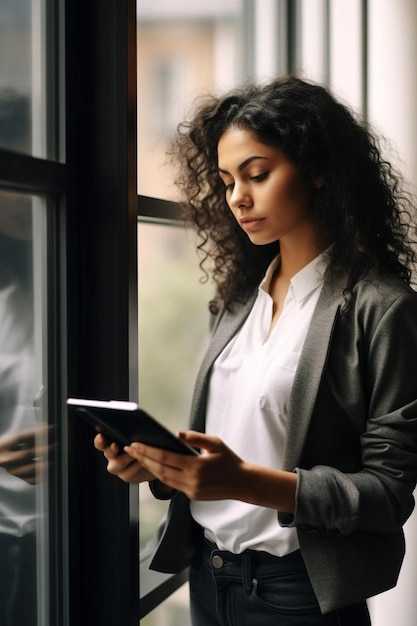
top-left (280, 289), bottom-right (417, 536)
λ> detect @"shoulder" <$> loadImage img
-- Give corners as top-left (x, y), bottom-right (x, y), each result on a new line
top-left (350, 271), bottom-right (417, 307)
top-left (354, 271), bottom-right (416, 299)
top-left (341, 271), bottom-right (417, 335)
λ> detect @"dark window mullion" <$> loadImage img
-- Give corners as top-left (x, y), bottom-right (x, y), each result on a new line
top-left (65, 1), bottom-right (138, 624)
top-left (138, 195), bottom-right (182, 223)
top-left (0, 150), bottom-right (66, 193)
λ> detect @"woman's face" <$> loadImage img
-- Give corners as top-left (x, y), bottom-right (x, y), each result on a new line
top-left (217, 126), bottom-right (319, 248)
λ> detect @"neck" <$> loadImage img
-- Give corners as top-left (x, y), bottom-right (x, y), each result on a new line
top-left (278, 238), bottom-right (325, 280)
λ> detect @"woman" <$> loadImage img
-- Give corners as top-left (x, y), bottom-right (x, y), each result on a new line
top-left (96, 76), bottom-right (417, 625)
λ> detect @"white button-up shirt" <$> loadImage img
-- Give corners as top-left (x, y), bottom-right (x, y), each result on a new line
top-left (190, 251), bottom-right (329, 556)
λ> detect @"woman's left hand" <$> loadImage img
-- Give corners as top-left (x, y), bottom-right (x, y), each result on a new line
top-left (124, 430), bottom-right (249, 502)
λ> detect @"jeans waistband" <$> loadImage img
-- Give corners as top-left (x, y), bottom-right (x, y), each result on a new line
top-left (199, 535), bottom-right (305, 578)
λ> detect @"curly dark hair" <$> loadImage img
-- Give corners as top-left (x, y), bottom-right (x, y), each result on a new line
top-left (169, 76), bottom-right (417, 311)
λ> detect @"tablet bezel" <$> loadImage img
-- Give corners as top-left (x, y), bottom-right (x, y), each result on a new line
top-left (67, 398), bottom-right (199, 456)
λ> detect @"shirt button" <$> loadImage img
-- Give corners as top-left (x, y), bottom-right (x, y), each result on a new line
top-left (212, 555), bottom-right (224, 569)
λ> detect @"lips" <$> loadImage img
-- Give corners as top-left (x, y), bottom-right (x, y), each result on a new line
top-left (239, 217), bottom-right (265, 231)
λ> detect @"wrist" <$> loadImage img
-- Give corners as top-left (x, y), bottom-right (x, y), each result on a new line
top-left (238, 462), bottom-right (297, 514)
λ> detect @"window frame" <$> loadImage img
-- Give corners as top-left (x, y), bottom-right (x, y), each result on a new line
top-left (65, 0), bottom-right (139, 624)
top-left (0, 1), bottom-right (140, 623)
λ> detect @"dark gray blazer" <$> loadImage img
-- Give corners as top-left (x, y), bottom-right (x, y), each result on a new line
top-left (149, 271), bottom-right (417, 613)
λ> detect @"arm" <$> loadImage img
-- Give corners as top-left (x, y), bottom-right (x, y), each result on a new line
top-left (124, 431), bottom-right (297, 513)
top-left (125, 289), bottom-right (417, 534)
top-left (283, 290), bottom-right (417, 535)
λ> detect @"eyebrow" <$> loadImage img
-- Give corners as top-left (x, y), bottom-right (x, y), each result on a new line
top-left (218, 155), bottom-right (268, 175)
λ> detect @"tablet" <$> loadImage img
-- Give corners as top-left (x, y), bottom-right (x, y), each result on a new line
top-left (67, 398), bottom-right (199, 456)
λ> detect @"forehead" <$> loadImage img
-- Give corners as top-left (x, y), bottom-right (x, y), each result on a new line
top-left (217, 127), bottom-right (281, 168)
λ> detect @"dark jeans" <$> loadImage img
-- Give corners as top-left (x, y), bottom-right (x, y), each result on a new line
top-left (0, 532), bottom-right (37, 625)
top-left (190, 537), bottom-right (371, 626)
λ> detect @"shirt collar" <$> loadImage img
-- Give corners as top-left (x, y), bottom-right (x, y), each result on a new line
top-left (259, 249), bottom-right (330, 303)
top-left (259, 256), bottom-right (280, 293)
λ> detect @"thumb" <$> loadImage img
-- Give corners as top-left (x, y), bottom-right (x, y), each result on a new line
top-left (178, 430), bottom-right (223, 454)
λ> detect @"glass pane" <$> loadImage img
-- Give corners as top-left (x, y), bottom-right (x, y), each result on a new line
top-left (0, 0), bottom-right (51, 159)
top-left (0, 0), bottom-right (31, 153)
top-left (138, 220), bottom-right (213, 550)
top-left (142, 583), bottom-right (191, 626)
top-left (137, 0), bottom-right (244, 199)
top-left (0, 189), bottom-right (50, 624)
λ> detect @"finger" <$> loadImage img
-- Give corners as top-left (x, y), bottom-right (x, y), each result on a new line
top-left (94, 433), bottom-right (107, 450)
top-left (95, 434), bottom-right (121, 459)
top-left (117, 463), bottom-right (153, 484)
top-left (124, 444), bottom-right (188, 487)
top-left (178, 430), bottom-right (223, 453)
top-left (102, 442), bottom-right (121, 461)
top-left (106, 452), bottom-right (154, 483)
top-left (11, 458), bottom-right (49, 484)
top-left (8, 459), bottom-right (39, 481)
top-left (0, 424), bottom-right (52, 451)
top-left (94, 433), bottom-right (115, 452)
top-left (108, 441), bottom-right (121, 456)
top-left (124, 443), bottom-right (187, 470)
top-left (1, 442), bottom-right (54, 470)
top-left (1, 448), bottom-right (37, 469)
top-left (10, 469), bottom-right (37, 484)
top-left (105, 450), bottom-right (135, 474)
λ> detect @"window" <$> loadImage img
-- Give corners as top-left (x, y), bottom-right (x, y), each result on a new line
top-left (137, 0), bottom-right (244, 200)
top-left (0, 0), bottom-right (64, 621)
top-left (2, 2), bottom-right (141, 625)
top-left (152, 57), bottom-right (189, 139)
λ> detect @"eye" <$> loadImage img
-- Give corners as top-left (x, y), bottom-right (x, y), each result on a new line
top-left (250, 172), bottom-right (269, 183)
top-left (224, 182), bottom-right (234, 193)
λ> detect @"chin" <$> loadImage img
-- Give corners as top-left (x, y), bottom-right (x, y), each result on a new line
top-left (247, 234), bottom-right (279, 246)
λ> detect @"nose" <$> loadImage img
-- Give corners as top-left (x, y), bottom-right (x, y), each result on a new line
top-left (228, 183), bottom-right (252, 209)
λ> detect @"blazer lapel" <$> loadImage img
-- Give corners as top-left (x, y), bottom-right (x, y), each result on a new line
top-left (190, 276), bottom-right (346, 468)
top-left (283, 280), bottom-right (344, 471)
top-left (190, 290), bottom-right (258, 431)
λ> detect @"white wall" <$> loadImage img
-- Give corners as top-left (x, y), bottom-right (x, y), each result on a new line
top-left (367, 0), bottom-right (417, 186)
top-left (367, 1), bottom-right (417, 622)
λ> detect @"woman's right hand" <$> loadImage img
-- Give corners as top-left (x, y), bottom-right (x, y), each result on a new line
top-left (94, 433), bottom-right (155, 483)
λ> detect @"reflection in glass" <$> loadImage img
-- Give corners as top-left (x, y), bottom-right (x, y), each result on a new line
top-left (0, 189), bottom-right (49, 625)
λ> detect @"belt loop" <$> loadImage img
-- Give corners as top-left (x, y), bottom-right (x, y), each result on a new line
top-left (242, 551), bottom-right (252, 594)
